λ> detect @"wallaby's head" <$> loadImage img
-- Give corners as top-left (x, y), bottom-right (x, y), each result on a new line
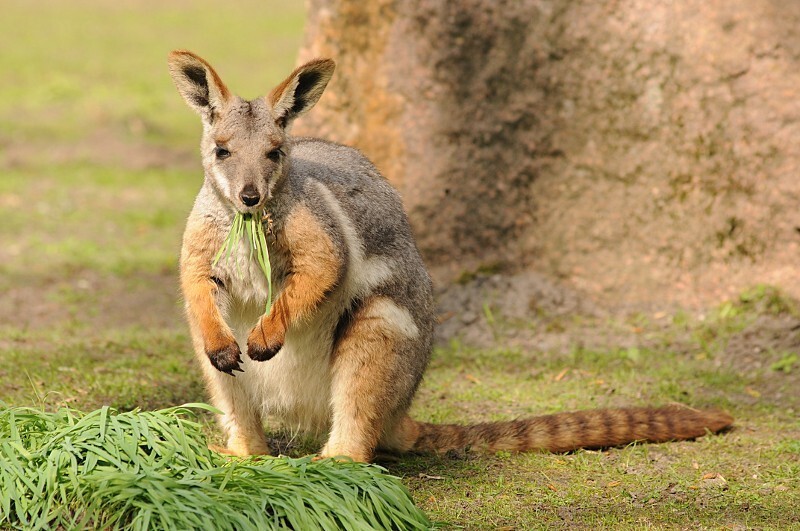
top-left (168, 50), bottom-right (335, 213)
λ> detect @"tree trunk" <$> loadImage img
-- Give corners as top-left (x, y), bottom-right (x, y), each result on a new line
top-left (296, 0), bottom-right (800, 308)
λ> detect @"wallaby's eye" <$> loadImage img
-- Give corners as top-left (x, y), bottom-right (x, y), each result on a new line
top-left (215, 146), bottom-right (231, 160)
top-left (266, 148), bottom-right (283, 162)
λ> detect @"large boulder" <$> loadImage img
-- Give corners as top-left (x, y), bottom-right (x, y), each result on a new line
top-left (296, 0), bottom-right (800, 308)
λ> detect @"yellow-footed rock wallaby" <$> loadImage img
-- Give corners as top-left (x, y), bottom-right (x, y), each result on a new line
top-left (168, 50), bottom-right (732, 462)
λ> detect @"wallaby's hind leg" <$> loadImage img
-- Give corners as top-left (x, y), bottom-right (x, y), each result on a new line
top-left (321, 297), bottom-right (422, 462)
top-left (200, 359), bottom-right (269, 456)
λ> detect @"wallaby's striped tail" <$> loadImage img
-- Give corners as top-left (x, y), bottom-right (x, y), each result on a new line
top-left (400, 406), bottom-right (733, 454)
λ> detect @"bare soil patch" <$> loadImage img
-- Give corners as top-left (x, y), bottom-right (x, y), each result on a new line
top-left (1, 128), bottom-right (193, 333)
top-left (1, 127), bottom-right (197, 172)
top-left (0, 270), bottom-right (183, 333)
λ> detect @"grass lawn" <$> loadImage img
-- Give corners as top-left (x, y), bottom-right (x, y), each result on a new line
top-left (1, 2), bottom-right (798, 529)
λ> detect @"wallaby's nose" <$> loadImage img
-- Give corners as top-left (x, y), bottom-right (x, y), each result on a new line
top-left (239, 186), bottom-right (260, 207)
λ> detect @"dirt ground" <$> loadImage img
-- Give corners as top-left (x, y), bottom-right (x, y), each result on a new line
top-left (437, 269), bottom-right (800, 405)
top-left (5, 247), bottom-right (798, 417)
top-left (0, 133), bottom-right (194, 332)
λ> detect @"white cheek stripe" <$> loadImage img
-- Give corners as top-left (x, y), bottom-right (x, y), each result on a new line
top-left (211, 166), bottom-right (233, 201)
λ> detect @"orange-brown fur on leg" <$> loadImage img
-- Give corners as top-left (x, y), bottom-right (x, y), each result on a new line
top-left (321, 297), bottom-right (420, 462)
top-left (181, 217), bottom-right (269, 455)
top-left (180, 219), bottom-right (242, 375)
top-left (384, 406), bottom-right (733, 454)
top-left (208, 403), bottom-right (269, 457)
top-left (246, 205), bottom-right (341, 361)
top-left (198, 349), bottom-right (269, 456)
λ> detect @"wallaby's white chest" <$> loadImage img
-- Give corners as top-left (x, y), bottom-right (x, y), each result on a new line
top-left (211, 237), bottom-right (271, 307)
top-left (212, 236), bottom-right (335, 432)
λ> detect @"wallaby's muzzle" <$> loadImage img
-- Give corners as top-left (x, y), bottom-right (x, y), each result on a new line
top-left (239, 185), bottom-right (260, 207)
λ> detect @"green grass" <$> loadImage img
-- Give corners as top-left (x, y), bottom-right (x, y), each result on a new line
top-left (0, 404), bottom-right (430, 530)
top-left (0, 0), bottom-right (304, 146)
top-left (3, 299), bottom-right (798, 529)
top-left (397, 334), bottom-right (798, 528)
top-left (0, 164), bottom-right (193, 283)
top-left (1, 327), bottom-right (202, 412)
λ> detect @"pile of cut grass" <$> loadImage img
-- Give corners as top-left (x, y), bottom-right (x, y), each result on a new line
top-left (0, 403), bottom-right (430, 530)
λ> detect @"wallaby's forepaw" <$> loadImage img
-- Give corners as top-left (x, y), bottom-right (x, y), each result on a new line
top-left (207, 343), bottom-right (244, 376)
top-left (247, 341), bottom-right (282, 361)
top-left (246, 318), bottom-right (285, 362)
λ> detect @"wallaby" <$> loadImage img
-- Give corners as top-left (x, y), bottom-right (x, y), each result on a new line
top-left (168, 50), bottom-right (733, 462)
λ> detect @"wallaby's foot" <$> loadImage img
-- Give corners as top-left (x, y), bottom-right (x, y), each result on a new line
top-left (209, 444), bottom-right (237, 456)
top-left (318, 441), bottom-right (372, 463)
top-left (208, 444), bottom-right (270, 457)
top-left (209, 437), bottom-right (270, 457)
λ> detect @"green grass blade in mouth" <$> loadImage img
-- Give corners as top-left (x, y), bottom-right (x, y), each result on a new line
top-left (212, 211), bottom-right (274, 314)
top-left (253, 214), bottom-right (274, 312)
top-left (244, 213), bottom-right (255, 263)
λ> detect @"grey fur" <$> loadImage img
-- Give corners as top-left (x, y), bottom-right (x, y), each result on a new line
top-left (170, 51), bottom-right (435, 457)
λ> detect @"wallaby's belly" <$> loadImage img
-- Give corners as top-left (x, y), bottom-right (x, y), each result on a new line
top-left (223, 300), bottom-right (338, 433)
top-left (215, 241), bottom-right (338, 433)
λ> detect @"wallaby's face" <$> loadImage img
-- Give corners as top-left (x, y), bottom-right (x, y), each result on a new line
top-left (198, 97), bottom-right (286, 213)
top-left (168, 51), bottom-right (335, 213)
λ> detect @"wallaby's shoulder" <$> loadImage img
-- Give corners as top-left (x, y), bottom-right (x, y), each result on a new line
top-left (286, 137), bottom-right (418, 258)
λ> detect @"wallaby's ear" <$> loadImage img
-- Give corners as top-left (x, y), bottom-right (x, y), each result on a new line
top-left (268, 58), bottom-right (335, 128)
top-left (168, 50), bottom-right (231, 123)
